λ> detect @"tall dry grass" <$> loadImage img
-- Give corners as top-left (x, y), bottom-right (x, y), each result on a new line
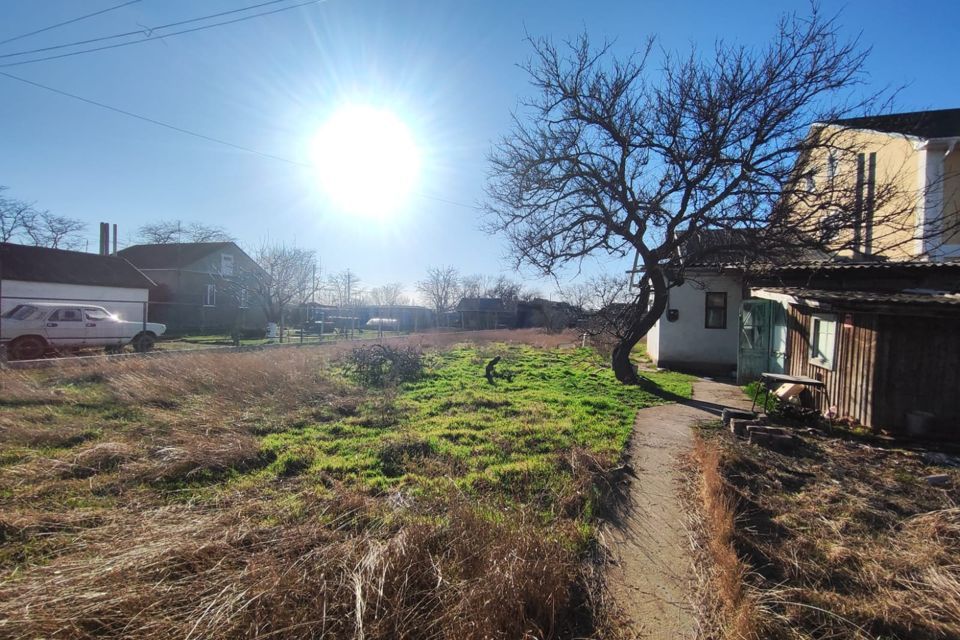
top-left (693, 439), bottom-right (761, 640)
top-left (0, 491), bottom-right (584, 640)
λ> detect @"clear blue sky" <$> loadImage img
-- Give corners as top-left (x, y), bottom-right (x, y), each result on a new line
top-left (2, 0), bottom-right (959, 297)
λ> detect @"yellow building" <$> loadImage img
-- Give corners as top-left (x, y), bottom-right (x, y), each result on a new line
top-left (795, 108), bottom-right (960, 261)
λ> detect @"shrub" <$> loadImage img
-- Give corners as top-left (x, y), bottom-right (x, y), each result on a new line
top-left (346, 344), bottom-right (423, 387)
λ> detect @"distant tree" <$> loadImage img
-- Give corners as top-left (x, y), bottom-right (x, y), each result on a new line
top-left (1, 187), bottom-right (86, 249)
top-left (460, 274), bottom-right (494, 299)
top-left (417, 266), bottom-right (461, 324)
top-left (235, 244), bottom-right (318, 329)
top-left (325, 270), bottom-right (362, 308)
top-left (368, 282), bottom-right (405, 307)
top-left (137, 220), bottom-right (235, 244)
top-left (486, 9), bottom-right (909, 383)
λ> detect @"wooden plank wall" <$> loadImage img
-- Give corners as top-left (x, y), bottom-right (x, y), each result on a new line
top-left (873, 315), bottom-right (960, 433)
top-left (787, 307), bottom-right (960, 434)
top-left (785, 307), bottom-right (878, 427)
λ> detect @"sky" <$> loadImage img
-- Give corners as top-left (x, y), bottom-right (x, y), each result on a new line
top-left (2, 0), bottom-right (960, 299)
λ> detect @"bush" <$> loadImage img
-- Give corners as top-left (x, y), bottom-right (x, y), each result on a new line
top-left (346, 344), bottom-right (423, 387)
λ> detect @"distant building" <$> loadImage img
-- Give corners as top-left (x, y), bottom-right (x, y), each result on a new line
top-left (118, 242), bottom-right (266, 334)
top-left (0, 242), bottom-right (154, 322)
top-left (457, 297), bottom-right (516, 330)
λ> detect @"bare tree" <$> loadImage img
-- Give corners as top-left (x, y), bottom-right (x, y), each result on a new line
top-left (325, 270), bottom-right (362, 308)
top-left (486, 8), bottom-right (916, 383)
top-left (417, 266), bottom-right (461, 324)
top-left (137, 220), bottom-right (235, 244)
top-left (1, 187), bottom-right (86, 249)
top-left (460, 274), bottom-right (494, 299)
top-left (0, 188), bottom-right (37, 243)
top-left (368, 282), bottom-right (406, 307)
top-left (235, 244), bottom-right (318, 333)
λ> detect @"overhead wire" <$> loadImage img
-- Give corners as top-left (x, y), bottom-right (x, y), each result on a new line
top-left (0, 0), bottom-right (143, 47)
top-left (0, 0), bottom-right (327, 68)
top-left (0, 71), bottom-right (484, 211)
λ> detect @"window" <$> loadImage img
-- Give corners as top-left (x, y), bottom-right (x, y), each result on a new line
top-left (84, 308), bottom-right (114, 321)
top-left (1, 304), bottom-right (41, 320)
top-left (204, 284), bottom-right (216, 307)
top-left (220, 253), bottom-right (235, 276)
top-left (49, 308), bottom-right (82, 322)
top-left (704, 292), bottom-right (727, 329)
top-left (826, 151), bottom-right (838, 180)
top-left (809, 313), bottom-right (837, 370)
top-left (238, 287), bottom-right (249, 309)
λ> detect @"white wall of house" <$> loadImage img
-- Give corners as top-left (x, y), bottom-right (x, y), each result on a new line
top-left (1, 280), bottom-right (149, 322)
top-left (646, 272), bottom-right (743, 374)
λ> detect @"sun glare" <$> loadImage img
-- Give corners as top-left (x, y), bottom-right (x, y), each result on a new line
top-left (310, 105), bottom-right (420, 217)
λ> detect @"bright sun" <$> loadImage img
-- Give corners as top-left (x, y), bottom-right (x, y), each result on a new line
top-left (310, 105), bottom-right (420, 217)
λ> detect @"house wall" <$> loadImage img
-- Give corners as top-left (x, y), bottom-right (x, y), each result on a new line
top-left (648, 273), bottom-right (742, 375)
top-left (791, 126), bottom-right (921, 260)
top-left (942, 151), bottom-right (960, 246)
top-left (1, 280), bottom-right (149, 322)
top-left (786, 306), bottom-right (879, 427)
top-left (786, 305), bottom-right (960, 436)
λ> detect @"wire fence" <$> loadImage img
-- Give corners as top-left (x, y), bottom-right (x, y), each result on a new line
top-left (0, 293), bottom-right (439, 360)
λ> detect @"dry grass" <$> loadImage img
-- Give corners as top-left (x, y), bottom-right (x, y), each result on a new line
top-left (695, 428), bottom-right (960, 640)
top-left (0, 330), bottom-right (633, 639)
top-left (692, 439), bottom-right (761, 640)
top-left (0, 488), bottom-right (583, 640)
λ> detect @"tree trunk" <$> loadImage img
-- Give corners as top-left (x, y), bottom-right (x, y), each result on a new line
top-left (610, 269), bottom-right (669, 385)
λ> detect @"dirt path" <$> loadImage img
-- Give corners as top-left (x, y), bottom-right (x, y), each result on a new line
top-left (603, 378), bottom-right (752, 638)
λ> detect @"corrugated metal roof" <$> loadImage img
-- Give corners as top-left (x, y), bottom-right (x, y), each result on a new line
top-left (1, 242), bottom-right (155, 289)
top-left (753, 286), bottom-right (960, 307)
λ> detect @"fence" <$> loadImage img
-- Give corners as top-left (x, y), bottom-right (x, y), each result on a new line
top-left (0, 293), bottom-right (428, 358)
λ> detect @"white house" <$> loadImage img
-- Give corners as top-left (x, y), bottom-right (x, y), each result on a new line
top-left (646, 267), bottom-right (744, 376)
top-left (0, 242), bottom-right (155, 322)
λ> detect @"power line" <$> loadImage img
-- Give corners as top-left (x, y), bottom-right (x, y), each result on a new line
top-left (0, 0), bottom-right (327, 68)
top-left (0, 0), bottom-right (143, 47)
top-left (0, 0), bottom-right (295, 59)
top-left (0, 71), bottom-right (303, 166)
top-left (0, 71), bottom-right (484, 211)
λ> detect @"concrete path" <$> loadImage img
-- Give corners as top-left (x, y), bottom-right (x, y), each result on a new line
top-left (603, 378), bottom-right (753, 639)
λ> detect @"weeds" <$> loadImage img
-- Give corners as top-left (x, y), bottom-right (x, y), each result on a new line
top-left (0, 331), bottom-right (689, 638)
top-left (697, 431), bottom-right (960, 640)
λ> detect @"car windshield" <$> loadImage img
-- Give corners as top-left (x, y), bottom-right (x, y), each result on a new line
top-left (0, 304), bottom-right (42, 320)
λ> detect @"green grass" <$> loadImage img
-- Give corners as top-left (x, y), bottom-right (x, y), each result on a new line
top-left (259, 345), bottom-right (691, 500)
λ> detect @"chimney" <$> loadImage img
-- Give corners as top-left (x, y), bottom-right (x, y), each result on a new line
top-left (99, 223), bottom-right (110, 255)
top-left (112, 223), bottom-right (118, 255)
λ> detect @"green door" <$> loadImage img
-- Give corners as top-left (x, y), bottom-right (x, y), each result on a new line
top-left (737, 299), bottom-right (789, 383)
top-left (737, 300), bottom-right (771, 384)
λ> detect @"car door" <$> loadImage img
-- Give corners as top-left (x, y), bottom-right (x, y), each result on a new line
top-left (82, 307), bottom-right (122, 346)
top-left (44, 307), bottom-right (85, 348)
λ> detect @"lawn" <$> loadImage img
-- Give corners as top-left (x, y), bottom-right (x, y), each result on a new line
top-left (0, 333), bottom-right (690, 639)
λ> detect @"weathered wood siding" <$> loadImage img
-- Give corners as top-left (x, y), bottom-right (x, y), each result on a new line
top-left (786, 307), bottom-right (878, 427)
top-left (787, 307), bottom-right (960, 435)
top-left (872, 315), bottom-right (960, 433)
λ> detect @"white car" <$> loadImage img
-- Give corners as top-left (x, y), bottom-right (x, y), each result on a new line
top-left (0, 302), bottom-right (166, 360)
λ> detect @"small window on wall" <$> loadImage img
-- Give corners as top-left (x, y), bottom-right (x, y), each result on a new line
top-left (704, 292), bottom-right (727, 329)
top-left (809, 313), bottom-right (837, 370)
top-left (204, 284), bottom-right (216, 307)
top-left (220, 253), bottom-right (235, 276)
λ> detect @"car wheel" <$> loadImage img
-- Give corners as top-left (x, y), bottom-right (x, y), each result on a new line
top-left (132, 333), bottom-right (155, 353)
top-left (9, 336), bottom-right (47, 360)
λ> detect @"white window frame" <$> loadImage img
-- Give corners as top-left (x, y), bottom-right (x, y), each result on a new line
top-left (808, 312), bottom-right (837, 370)
top-left (238, 287), bottom-right (249, 309)
top-left (204, 284), bottom-right (216, 307)
top-left (220, 253), bottom-right (235, 276)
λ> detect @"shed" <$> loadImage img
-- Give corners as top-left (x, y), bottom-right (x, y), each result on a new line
top-left (0, 242), bottom-right (155, 322)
